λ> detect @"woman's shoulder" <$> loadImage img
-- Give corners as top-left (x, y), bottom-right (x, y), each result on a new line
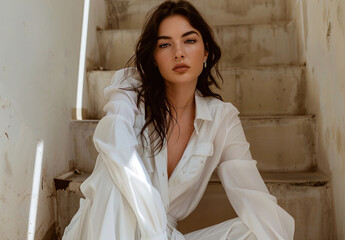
top-left (106, 68), bottom-right (141, 92)
top-left (102, 68), bottom-right (143, 113)
top-left (203, 95), bottom-right (239, 116)
top-left (103, 68), bottom-right (141, 99)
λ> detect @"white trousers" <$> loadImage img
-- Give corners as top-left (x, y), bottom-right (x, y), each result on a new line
top-left (184, 218), bottom-right (256, 240)
top-left (62, 160), bottom-right (257, 240)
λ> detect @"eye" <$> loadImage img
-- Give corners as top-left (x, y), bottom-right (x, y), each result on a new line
top-left (158, 43), bottom-right (170, 48)
top-left (185, 39), bottom-right (196, 44)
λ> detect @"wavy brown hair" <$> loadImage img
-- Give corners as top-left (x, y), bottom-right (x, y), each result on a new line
top-left (126, 0), bottom-right (223, 154)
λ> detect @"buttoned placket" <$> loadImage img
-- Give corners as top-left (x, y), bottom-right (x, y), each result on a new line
top-left (154, 146), bottom-right (170, 209)
top-left (167, 119), bottom-right (202, 187)
top-left (155, 120), bottom-right (201, 209)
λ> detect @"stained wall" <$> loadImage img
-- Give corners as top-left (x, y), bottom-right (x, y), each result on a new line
top-left (301, 0), bottom-right (345, 238)
top-left (81, 0), bottom-right (107, 117)
top-left (0, 1), bottom-right (83, 239)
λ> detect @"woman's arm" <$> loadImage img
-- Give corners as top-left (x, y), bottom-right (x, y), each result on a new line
top-left (93, 69), bottom-right (167, 240)
top-left (217, 104), bottom-right (295, 240)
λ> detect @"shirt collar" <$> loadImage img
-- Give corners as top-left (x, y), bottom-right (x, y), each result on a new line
top-left (194, 91), bottom-right (213, 135)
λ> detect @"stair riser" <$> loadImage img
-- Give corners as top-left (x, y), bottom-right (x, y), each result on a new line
top-left (87, 71), bottom-right (116, 119)
top-left (98, 22), bottom-right (298, 70)
top-left (70, 121), bottom-right (99, 174)
top-left (87, 67), bottom-right (305, 119)
top-left (70, 117), bottom-right (316, 173)
top-left (242, 117), bottom-right (316, 172)
top-left (218, 67), bottom-right (306, 115)
top-left (179, 183), bottom-right (332, 240)
top-left (55, 190), bottom-right (84, 239)
top-left (56, 181), bottom-right (332, 240)
top-left (106, 0), bottom-right (288, 29)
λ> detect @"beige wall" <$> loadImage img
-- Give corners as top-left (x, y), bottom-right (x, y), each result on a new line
top-left (301, 0), bottom-right (345, 238)
top-left (82, 0), bottom-right (107, 116)
top-left (0, 0), bottom-right (83, 239)
top-left (85, 0), bottom-right (107, 71)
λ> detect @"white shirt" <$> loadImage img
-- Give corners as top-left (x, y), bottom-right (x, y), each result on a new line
top-left (64, 68), bottom-right (294, 240)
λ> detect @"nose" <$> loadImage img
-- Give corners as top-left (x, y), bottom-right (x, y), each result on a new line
top-left (174, 44), bottom-right (184, 60)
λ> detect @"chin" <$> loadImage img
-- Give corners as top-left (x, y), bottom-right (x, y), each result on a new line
top-left (166, 75), bottom-right (198, 85)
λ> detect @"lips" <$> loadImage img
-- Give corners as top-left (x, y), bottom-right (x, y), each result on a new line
top-left (173, 63), bottom-right (190, 72)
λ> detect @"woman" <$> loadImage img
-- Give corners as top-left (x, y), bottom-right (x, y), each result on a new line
top-left (63, 1), bottom-right (294, 239)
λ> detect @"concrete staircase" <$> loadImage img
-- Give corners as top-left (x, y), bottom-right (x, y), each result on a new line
top-left (54, 0), bottom-right (334, 239)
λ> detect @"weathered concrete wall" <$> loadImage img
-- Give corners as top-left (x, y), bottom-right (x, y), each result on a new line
top-left (0, 1), bottom-right (83, 239)
top-left (80, 0), bottom-right (107, 118)
top-left (85, 1), bottom-right (107, 71)
top-left (299, 0), bottom-right (345, 238)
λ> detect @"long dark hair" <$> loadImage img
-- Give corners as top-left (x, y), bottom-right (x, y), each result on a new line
top-left (126, 0), bottom-right (222, 154)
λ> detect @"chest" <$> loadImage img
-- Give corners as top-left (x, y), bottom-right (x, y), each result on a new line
top-left (133, 107), bottom-right (220, 184)
top-left (167, 121), bottom-right (195, 178)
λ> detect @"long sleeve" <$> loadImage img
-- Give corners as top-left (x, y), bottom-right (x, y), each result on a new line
top-left (217, 105), bottom-right (295, 240)
top-left (92, 69), bottom-right (168, 240)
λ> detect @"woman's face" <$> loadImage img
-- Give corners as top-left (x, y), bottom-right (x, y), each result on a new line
top-left (153, 15), bottom-right (208, 87)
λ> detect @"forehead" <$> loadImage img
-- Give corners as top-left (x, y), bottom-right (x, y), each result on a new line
top-left (157, 15), bottom-right (200, 36)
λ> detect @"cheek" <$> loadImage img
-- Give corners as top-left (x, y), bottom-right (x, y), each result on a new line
top-left (189, 50), bottom-right (205, 74)
top-left (190, 46), bottom-right (206, 76)
top-left (154, 51), bottom-right (169, 69)
top-left (189, 45), bottom-right (205, 63)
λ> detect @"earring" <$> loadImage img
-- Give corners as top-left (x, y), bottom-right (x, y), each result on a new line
top-left (203, 60), bottom-right (207, 68)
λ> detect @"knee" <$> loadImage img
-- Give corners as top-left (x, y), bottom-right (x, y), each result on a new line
top-left (226, 218), bottom-right (257, 240)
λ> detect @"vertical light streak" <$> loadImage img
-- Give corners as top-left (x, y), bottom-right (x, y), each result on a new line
top-left (299, 0), bottom-right (306, 55)
top-left (76, 0), bottom-right (90, 120)
top-left (27, 140), bottom-right (44, 240)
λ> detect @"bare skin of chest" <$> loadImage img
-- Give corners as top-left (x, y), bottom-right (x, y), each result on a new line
top-left (167, 110), bottom-right (195, 179)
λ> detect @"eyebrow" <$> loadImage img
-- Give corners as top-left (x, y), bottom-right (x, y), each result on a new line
top-left (157, 30), bottom-right (199, 40)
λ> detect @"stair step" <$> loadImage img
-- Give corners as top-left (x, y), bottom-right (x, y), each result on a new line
top-left (98, 21), bottom-right (299, 70)
top-left (241, 115), bottom-right (316, 172)
top-left (216, 66), bottom-right (306, 115)
top-left (105, 0), bottom-right (289, 29)
top-left (87, 66), bottom-right (306, 119)
top-left (87, 70), bottom-right (116, 119)
top-left (54, 171), bottom-right (331, 240)
top-left (180, 171), bottom-right (332, 240)
top-left (70, 115), bottom-right (316, 173)
top-left (210, 170), bottom-right (329, 184)
top-left (54, 171), bottom-right (89, 239)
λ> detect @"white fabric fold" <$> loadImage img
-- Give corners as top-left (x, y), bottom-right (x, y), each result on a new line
top-left (91, 70), bottom-right (168, 239)
top-left (217, 160), bottom-right (295, 240)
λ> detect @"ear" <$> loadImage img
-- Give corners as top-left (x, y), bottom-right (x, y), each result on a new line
top-left (204, 43), bottom-right (209, 61)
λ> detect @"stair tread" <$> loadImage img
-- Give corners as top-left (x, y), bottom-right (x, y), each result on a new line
top-left (261, 171), bottom-right (329, 184)
top-left (72, 114), bottom-right (315, 123)
top-left (55, 170), bottom-right (328, 188)
top-left (98, 20), bottom-right (293, 32)
top-left (55, 170), bottom-right (89, 183)
top-left (88, 65), bottom-right (305, 73)
top-left (209, 171), bottom-right (329, 184)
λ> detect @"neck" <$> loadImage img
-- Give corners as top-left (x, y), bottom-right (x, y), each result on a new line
top-left (165, 82), bottom-right (196, 115)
